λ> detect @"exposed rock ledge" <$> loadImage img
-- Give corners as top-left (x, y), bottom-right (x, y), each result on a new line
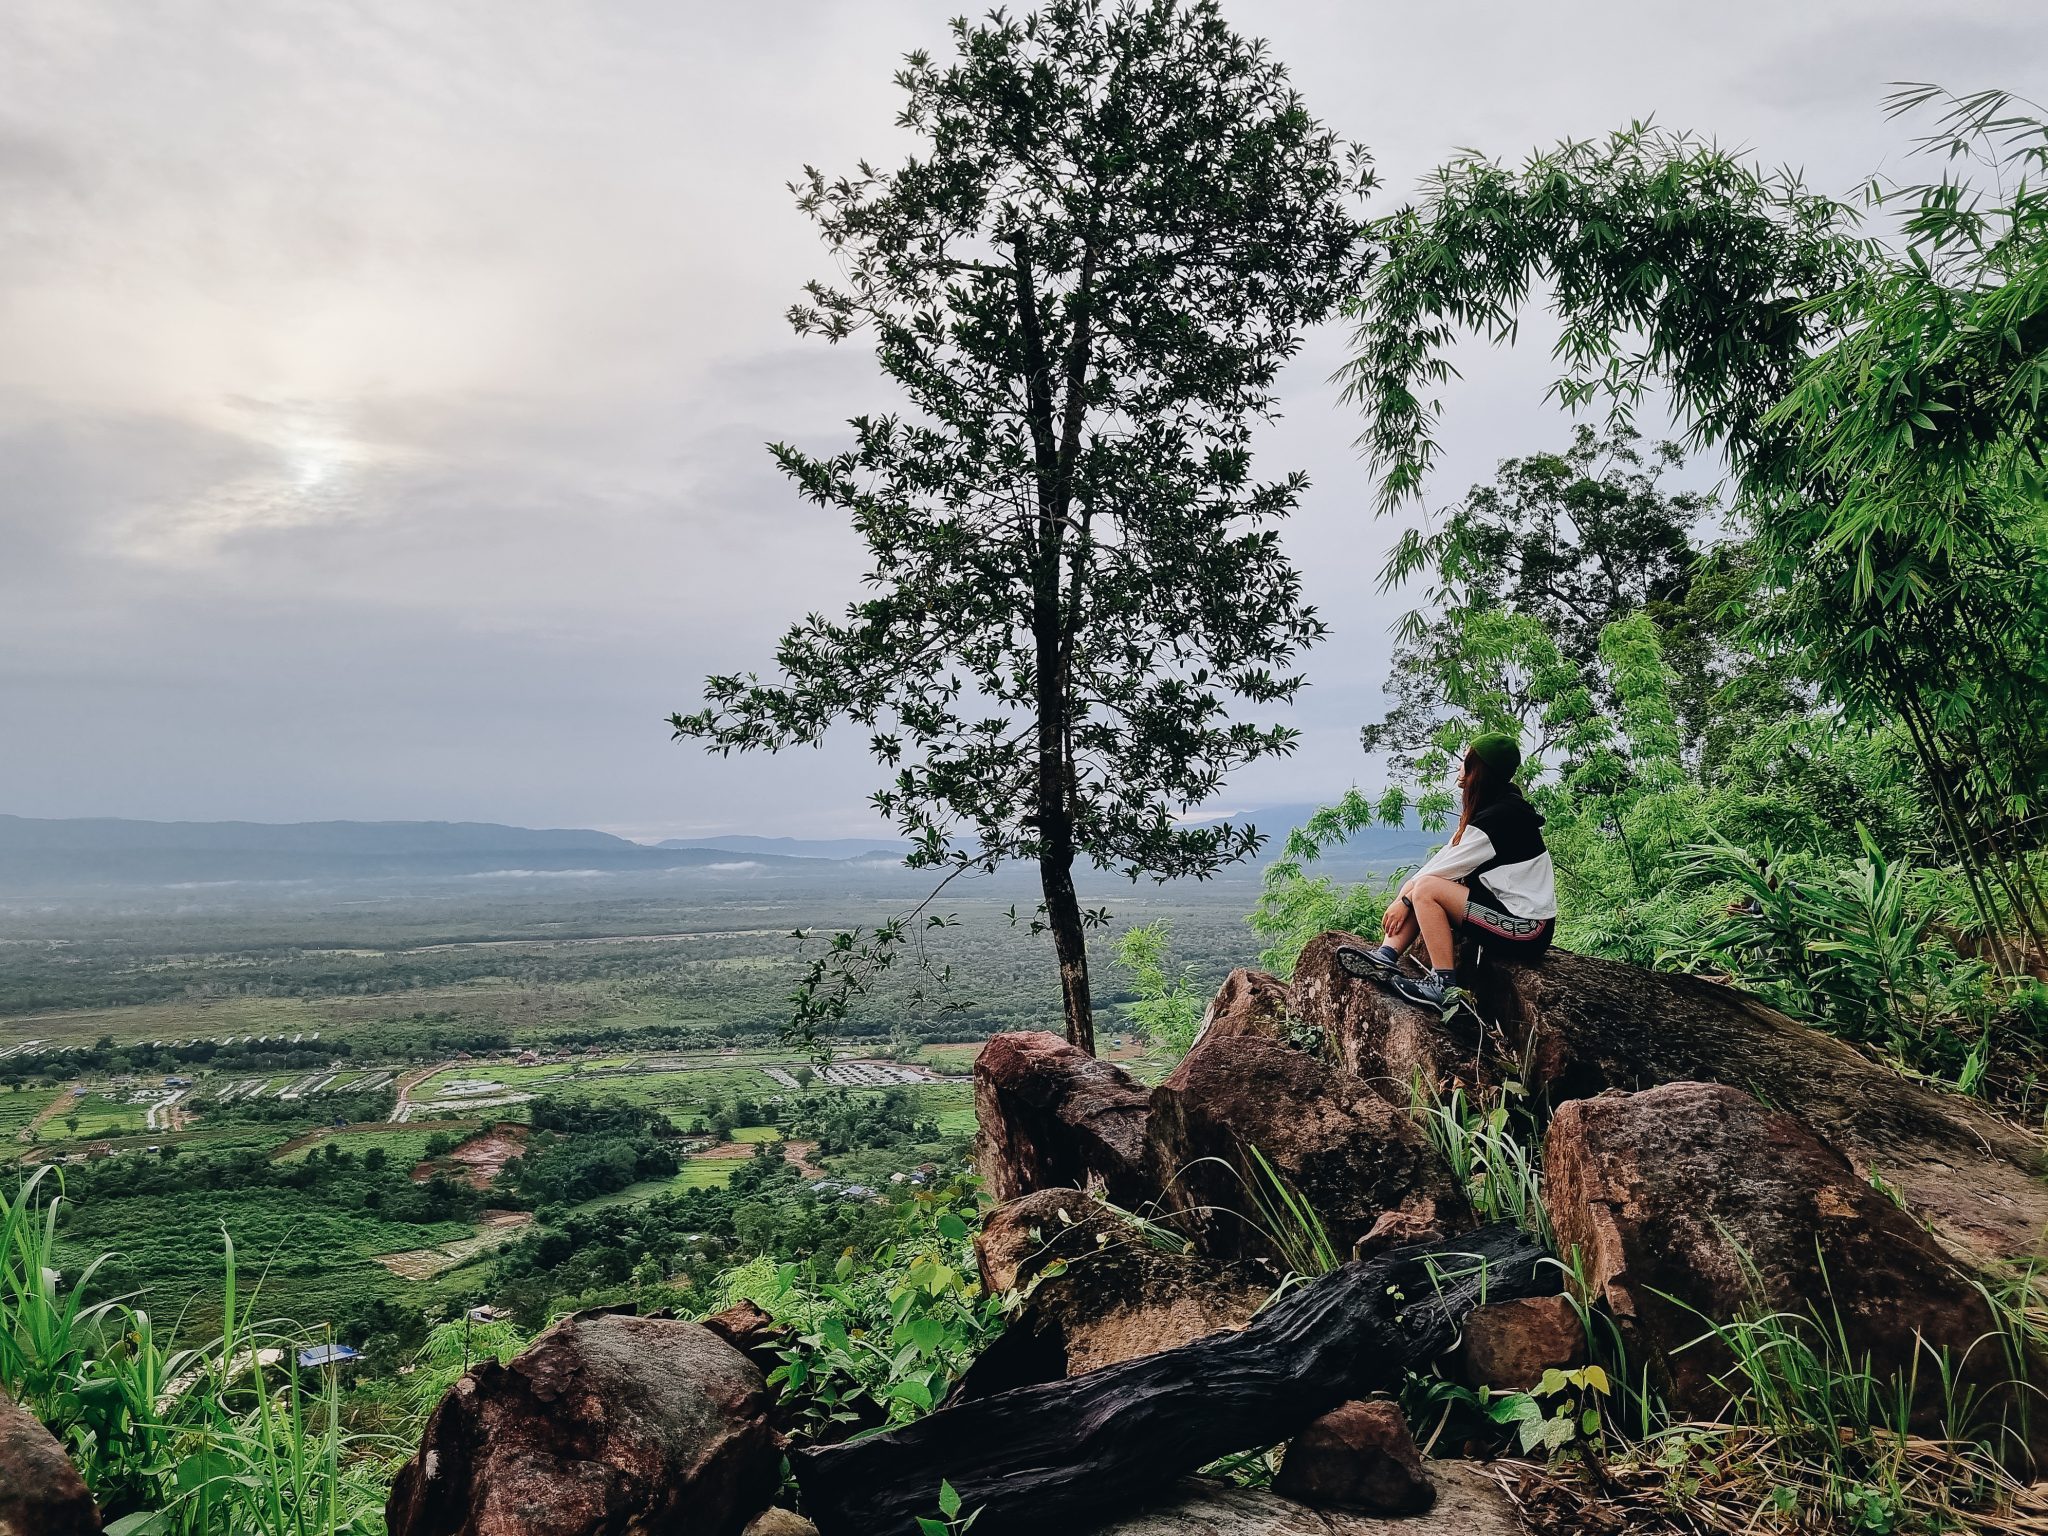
top-left (1090, 1463), bottom-right (1524, 1536)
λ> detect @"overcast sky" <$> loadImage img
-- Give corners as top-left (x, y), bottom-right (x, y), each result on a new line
top-left (3, 1), bottom-right (2042, 840)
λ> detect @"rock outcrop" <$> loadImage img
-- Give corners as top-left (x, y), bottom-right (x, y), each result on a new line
top-left (1458, 1295), bottom-right (1586, 1391)
top-left (1146, 1033), bottom-right (1471, 1266)
top-left (957, 1188), bottom-right (1266, 1396)
top-left (742, 1512), bottom-right (819, 1536)
top-left (386, 1311), bottom-right (778, 1536)
top-left (701, 1298), bottom-right (787, 1377)
top-left (1544, 1081), bottom-right (2021, 1432)
top-left (1088, 1463), bottom-right (1525, 1536)
top-left (974, 1031), bottom-right (1150, 1204)
top-left (1272, 1399), bottom-right (1435, 1516)
top-left (1292, 932), bottom-right (1485, 1097)
top-left (1474, 948), bottom-right (2048, 1269)
top-left (0, 1390), bottom-right (99, 1536)
top-left (1288, 937), bottom-right (2048, 1271)
top-left (1194, 967), bottom-right (1294, 1048)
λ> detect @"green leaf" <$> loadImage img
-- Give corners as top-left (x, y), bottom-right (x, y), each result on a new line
top-left (893, 1378), bottom-right (934, 1411)
top-left (939, 1479), bottom-right (963, 1518)
top-left (937, 1211), bottom-right (969, 1242)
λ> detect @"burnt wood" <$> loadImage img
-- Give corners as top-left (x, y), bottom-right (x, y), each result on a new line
top-left (791, 1221), bottom-right (1550, 1536)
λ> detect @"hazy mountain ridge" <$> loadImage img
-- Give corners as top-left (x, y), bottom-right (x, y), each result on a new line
top-left (0, 809), bottom-right (1435, 895)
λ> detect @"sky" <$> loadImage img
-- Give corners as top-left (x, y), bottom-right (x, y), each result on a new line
top-left (3, 1), bottom-right (2043, 841)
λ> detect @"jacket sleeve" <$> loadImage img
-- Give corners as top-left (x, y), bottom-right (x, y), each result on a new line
top-left (1412, 826), bottom-right (1497, 884)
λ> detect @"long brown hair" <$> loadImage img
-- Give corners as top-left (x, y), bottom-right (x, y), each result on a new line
top-left (1450, 748), bottom-right (1516, 846)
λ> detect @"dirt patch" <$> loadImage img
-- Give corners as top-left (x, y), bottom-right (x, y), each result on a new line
top-left (413, 1124), bottom-right (529, 1190)
top-left (18, 1086), bottom-right (80, 1143)
top-left (376, 1210), bottom-right (535, 1281)
top-left (695, 1139), bottom-right (763, 1160)
top-left (690, 1137), bottom-right (824, 1176)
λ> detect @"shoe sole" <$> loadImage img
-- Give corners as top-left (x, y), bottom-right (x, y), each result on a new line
top-left (1334, 947), bottom-right (1397, 983)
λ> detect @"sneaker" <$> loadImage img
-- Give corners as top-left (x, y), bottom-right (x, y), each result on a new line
top-left (1335, 944), bottom-right (1400, 982)
top-left (1391, 971), bottom-right (1450, 1009)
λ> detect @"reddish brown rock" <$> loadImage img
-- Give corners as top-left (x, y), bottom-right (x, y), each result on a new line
top-left (1291, 931), bottom-right (1487, 1099)
top-left (1459, 1295), bottom-right (1586, 1391)
top-left (742, 1511), bottom-right (818, 1536)
top-left (1273, 1399), bottom-right (1435, 1516)
top-left (1351, 1208), bottom-right (1446, 1262)
top-left (1146, 1033), bottom-right (1472, 1267)
top-left (974, 1186), bottom-right (1122, 1293)
top-left (1473, 948), bottom-right (2048, 1270)
top-left (0, 1391), bottom-right (99, 1536)
top-left (386, 1311), bottom-right (777, 1536)
top-left (1544, 1082), bottom-right (2023, 1433)
top-left (1194, 968), bottom-right (1294, 1048)
top-left (701, 1298), bottom-right (785, 1376)
top-left (974, 1031), bottom-right (1151, 1204)
top-left (957, 1188), bottom-right (1267, 1399)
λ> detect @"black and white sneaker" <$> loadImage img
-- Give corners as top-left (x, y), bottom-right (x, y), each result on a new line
top-left (1391, 972), bottom-right (1451, 1009)
top-left (1335, 945), bottom-right (1401, 982)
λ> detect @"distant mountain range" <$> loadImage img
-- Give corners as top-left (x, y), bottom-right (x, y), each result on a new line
top-left (0, 808), bottom-right (1434, 894)
top-left (658, 834), bottom-right (912, 861)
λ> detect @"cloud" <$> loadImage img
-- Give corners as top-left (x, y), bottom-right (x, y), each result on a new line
top-left (2, 0), bottom-right (2042, 830)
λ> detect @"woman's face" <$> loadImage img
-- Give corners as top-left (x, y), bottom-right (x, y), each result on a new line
top-left (1458, 752), bottom-right (1480, 796)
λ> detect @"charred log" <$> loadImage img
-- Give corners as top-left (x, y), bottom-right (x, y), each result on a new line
top-left (791, 1222), bottom-right (1550, 1536)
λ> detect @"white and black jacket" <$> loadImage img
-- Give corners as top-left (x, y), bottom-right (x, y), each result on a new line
top-left (1410, 795), bottom-right (1558, 921)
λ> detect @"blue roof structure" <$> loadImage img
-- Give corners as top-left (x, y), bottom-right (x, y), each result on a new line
top-left (296, 1344), bottom-right (363, 1368)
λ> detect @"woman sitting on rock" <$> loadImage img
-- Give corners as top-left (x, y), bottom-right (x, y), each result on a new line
top-left (1338, 731), bottom-right (1557, 1008)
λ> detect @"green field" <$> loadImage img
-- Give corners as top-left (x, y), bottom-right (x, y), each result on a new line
top-left (0, 1085), bottom-right (59, 1141)
top-left (57, 1188), bottom-right (477, 1330)
top-left (569, 1156), bottom-right (740, 1211)
top-left (273, 1126), bottom-right (457, 1167)
top-left (40, 1091), bottom-right (149, 1142)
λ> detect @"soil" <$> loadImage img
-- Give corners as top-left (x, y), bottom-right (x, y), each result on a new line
top-left (413, 1124), bottom-right (529, 1190)
top-left (18, 1085), bottom-right (80, 1142)
top-left (782, 1139), bottom-right (827, 1178)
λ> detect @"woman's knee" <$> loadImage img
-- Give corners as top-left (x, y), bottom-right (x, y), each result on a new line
top-left (1410, 875), bottom-right (1463, 909)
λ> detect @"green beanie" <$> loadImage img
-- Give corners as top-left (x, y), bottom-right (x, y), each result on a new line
top-left (1470, 731), bottom-right (1523, 778)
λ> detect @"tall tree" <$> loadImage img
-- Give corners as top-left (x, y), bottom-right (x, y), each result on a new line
top-left (672, 0), bottom-right (1368, 1051)
top-left (1363, 424), bottom-right (1713, 777)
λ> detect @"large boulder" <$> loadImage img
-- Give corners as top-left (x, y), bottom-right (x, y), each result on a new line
top-left (1193, 968), bottom-right (1294, 1048)
top-left (1145, 1034), bottom-right (1472, 1267)
top-left (956, 1188), bottom-right (1267, 1397)
top-left (1544, 1082), bottom-right (2024, 1435)
top-left (1272, 1399), bottom-right (1435, 1516)
top-left (386, 1311), bottom-right (778, 1536)
top-left (1458, 1295), bottom-right (1586, 1391)
top-left (0, 1391), bottom-right (98, 1536)
top-left (1085, 1463), bottom-right (1524, 1536)
top-left (1475, 948), bottom-right (2048, 1269)
top-left (975, 1032), bottom-right (1151, 1204)
top-left (1291, 931), bottom-right (1485, 1098)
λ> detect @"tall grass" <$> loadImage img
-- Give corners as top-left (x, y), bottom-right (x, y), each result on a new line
top-left (2, 1166), bottom-right (395, 1536)
top-left (1407, 1077), bottom-right (1551, 1247)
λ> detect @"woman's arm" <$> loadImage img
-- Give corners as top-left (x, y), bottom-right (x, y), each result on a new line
top-left (1409, 826), bottom-right (1497, 886)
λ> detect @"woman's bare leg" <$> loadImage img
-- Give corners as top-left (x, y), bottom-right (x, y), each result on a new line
top-left (1406, 875), bottom-right (1471, 972)
top-left (1380, 898), bottom-right (1419, 954)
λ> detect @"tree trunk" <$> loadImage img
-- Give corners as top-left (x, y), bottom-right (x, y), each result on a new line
top-left (791, 1222), bottom-right (1548, 1536)
top-left (1040, 843), bottom-right (1095, 1055)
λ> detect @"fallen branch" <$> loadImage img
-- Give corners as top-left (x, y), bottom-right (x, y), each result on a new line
top-left (793, 1221), bottom-right (1551, 1536)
